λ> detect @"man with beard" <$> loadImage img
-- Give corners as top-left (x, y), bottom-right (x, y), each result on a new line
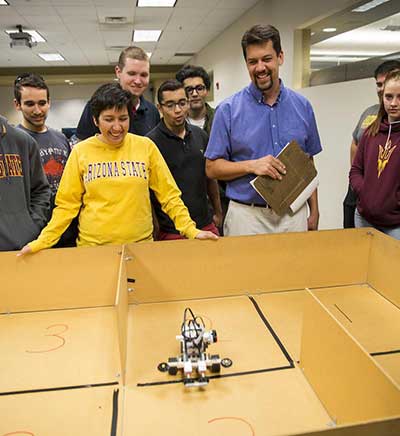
top-left (343, 59), bottom-right (400, 228)
top-left (205, 24), bottom-right (322, 236)
top-left (147, 80), bottom-right (221, 239)
top-left (76, 46), bottom-right (159, 140)
top-left (14, 73), bottom-right (77, 246)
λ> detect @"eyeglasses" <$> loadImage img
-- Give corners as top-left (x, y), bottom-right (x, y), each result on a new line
top-left (160, 99), bottom-right (188, 110)
top-left (184, 84), bottom-right (206, 95)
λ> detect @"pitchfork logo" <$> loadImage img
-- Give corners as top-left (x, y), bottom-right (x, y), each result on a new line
top-left (377, 140), bottom-right (397, 178)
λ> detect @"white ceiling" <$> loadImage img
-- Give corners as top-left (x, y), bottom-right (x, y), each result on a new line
top-left (0, 0), bottom-right (260, 68)
top-left (311, 10), bottom-right (400, 69)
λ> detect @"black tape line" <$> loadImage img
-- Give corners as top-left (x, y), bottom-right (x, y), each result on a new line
top-left (110, 388), bottom-right (119, 436)
top-left (370, 349), bottom-right (400, 357)
top-left (137, 364), bottom-right (293, 387)
top-left (0, 381), bottom-right (118, 397)
top-left (249, 296), bottom-right (294, 366)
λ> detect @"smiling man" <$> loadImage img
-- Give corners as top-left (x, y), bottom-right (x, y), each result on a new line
top-left (205, 24), bottom-right (322, 236)
top-left (76, 46), bottom-right (160, 140)
top-left (147, 80), bottom-right (221, 239)
top-left (14, 73), bottom-right (77, 247)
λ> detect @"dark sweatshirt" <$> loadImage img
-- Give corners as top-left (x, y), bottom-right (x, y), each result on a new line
top-left (0, 115), bottom-right (50, 251)
top-left (350, 118), bottom-right (400, 227)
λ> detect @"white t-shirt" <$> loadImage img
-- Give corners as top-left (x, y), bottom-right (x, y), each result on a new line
top-left (187, 116), bottom-right (205, 129)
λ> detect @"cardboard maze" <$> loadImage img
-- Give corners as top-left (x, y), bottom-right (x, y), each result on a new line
top-left (0, 228), bottom-right (400, 436)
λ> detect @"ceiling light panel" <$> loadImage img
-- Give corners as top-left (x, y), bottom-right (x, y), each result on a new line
top-left (133, 30), bottom-right (162, 42)
top-left (352, 0), bottom-right (390, 13)
top-left (137, 0), bottom-right (176, 6)
top-left (38, 53), bottom-right (65, 62)
top-left (0, 0), bottom-right (10, 5)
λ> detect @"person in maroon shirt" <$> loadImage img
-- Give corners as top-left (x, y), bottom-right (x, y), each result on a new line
top-left (350, 69), bottom-right (400, 239)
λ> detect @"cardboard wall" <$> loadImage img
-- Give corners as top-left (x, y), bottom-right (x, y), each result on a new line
top-left (126, 229), bottom-right (371, 304)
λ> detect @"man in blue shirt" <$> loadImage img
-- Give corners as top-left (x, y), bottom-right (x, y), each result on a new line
top-left (205, 24), bottom-right (322, 236)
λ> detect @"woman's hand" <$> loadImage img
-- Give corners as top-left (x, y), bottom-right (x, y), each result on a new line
top-left (17, 245), bottom-right (32, 257)
top-left (195, 231), bottom-right (219, 241)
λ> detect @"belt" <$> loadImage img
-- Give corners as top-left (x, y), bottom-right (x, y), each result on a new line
top-left (231, 199), bottom-right (270, 208)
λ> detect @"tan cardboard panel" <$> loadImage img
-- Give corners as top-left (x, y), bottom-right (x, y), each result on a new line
top-left (0, 245), bottom-right (121, 313)
top-left (374, 354), bottom-right (400, 386)
top-left (300, 292), bottom-right (400, 425)
top-left (368, 231), bottom-right (400, 309)
top-left (124, 369), bottom-right (332, 436)
top-left (313, 285), bottom-right (400, 353)
top-left (115, 247), bottom-right (129, 385)
top-left (296, 417), bottom-right (400, 435)
top-left (0, 385), bottom-right (119, 436)
top-left (126, 296), bottom-right (292, 386)
top-left (0, 307), bottom-right (120, 393)
top-left (126, 229), bottom-right (371, 303)
top-left (254, 290), bottom-right (310, 361)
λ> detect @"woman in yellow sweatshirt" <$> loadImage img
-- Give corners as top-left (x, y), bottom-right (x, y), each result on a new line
top-left (19, 83), bottom-right (217, 254)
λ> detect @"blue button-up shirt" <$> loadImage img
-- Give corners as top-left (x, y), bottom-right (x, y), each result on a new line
top-left (205, 81), bottom-right (322, 204)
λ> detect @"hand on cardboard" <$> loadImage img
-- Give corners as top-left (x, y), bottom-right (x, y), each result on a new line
top-left (250, 155), bottom-right (286, 179)
top-left (17, 244), bottom-right (32, 257)
top-left (195, 230), bottom-right (219, 241)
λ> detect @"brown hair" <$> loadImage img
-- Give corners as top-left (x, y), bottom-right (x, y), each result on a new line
top-left (241, 24), bottom-right (281, 59)
top-left (368, 69), bottom-right (400, 136)
top-left (117, 46), bottom-right (149, 70)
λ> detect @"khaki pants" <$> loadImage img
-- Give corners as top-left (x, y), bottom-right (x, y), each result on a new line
top-left (223, 200), bottom-right (308, 236)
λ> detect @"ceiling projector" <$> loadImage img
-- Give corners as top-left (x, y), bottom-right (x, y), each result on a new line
top-left (9, 25), bottom-right (37, 49)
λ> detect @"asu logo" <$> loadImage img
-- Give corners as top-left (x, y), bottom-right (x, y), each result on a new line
top-left (377, 140), bottom-right (397, 178)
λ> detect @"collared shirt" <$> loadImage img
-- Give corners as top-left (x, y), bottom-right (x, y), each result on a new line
top-left (147, 120), bottom-right (212, 233)
top-left (205, 81), bottom-right (322, 204)
top-left (76, 96), bottom-right (160, 140)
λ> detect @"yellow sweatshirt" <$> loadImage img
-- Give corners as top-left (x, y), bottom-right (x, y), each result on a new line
top-left (29, 133), bottom-right (199, 252)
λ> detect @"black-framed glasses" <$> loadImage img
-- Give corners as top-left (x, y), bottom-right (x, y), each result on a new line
top-left (160, 99), bottom-right (188, 110)
top-left (184, 84), bottom-right (206, 95)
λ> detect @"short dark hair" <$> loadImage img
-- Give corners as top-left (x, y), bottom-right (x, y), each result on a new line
top-left (14, 72), bottom-right (49, 103)
top-left (175, 65), bottom-right (211, 90)
top-left (157, 79), bottom-right (184, 104)
top-left (90, 83), bottom-right (133, 121)
top-left (117, 46), bottom-right (149, 70)
top-left (241, 24), bottom-right (281, 59)
top-left (374, 60), bottom-right (400, 79)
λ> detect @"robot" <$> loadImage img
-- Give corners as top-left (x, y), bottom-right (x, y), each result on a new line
top-left (158, 308), bottom-right (232, 387)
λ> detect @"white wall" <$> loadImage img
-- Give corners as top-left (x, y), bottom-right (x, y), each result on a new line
top-left (190, 0), bottom-right (375, 230)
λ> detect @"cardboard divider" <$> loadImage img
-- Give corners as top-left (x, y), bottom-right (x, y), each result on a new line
top-left (368, 230), bottom-right (400, 309)
top-left (0, 245), bottom-right (121, 313)
top-left (312, 284), bottom-right (400, 354)
top-left (126, 229), bottom-right (371, 304)
top-left (300, 291), bottom-right (400, 425)
top-left (115, 246), bottom-right (130, 385)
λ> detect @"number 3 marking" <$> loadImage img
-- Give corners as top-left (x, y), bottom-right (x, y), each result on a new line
top-left (208, 417), bottom-right (255, 436)
top-left (26, 324), bottom-right (69, 354)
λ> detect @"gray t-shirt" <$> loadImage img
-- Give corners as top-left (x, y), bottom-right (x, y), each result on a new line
top-left (352, 104), bottom-right (379, 144)
top-left (17, 125), bottom-right (70, 196)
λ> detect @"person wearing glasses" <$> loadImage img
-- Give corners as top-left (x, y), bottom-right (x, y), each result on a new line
top-left (146, 80), bottom-right (221, 240)
top-left (176, 65), bottom-right (214, 136)
top-left (14, 73), bottom-right (77, 247)
top-left (205, 24), bottom-right (322, 237)
top-left (343, 60), bottom-right (400, 228)
top-left (76, 46), bottom-right (160, 141)
top-left (18, 83), bottom-right (217, 256)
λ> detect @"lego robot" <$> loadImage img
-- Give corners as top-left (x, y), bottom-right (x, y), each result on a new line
top-left (158, 307), bottom-right (232, 387)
